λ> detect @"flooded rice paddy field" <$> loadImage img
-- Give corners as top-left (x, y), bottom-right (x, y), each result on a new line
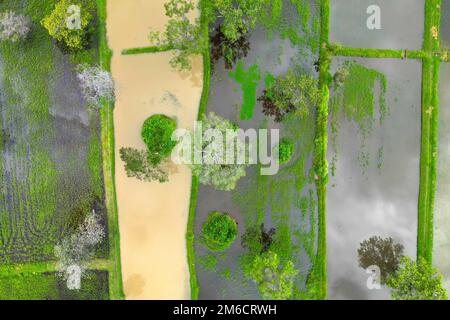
top-left (327, 57), bottom-right (421, 299)
top-left (0, 27), bottom-right (105, 263)
top-left (194, 1), bottom-right (321, 299)
top-left (0, 0), bottom-right (109, 298)
top-left (330, 0), bottom-right (424, 50)
top-left (434, 62), bottom-right (450, 294)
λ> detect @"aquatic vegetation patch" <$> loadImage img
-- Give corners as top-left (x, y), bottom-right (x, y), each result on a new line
top-left (330, 61), bottom-right (389, 176)
top-left (334, 61), bottom-right (388, 134)
top-left (229, 60), bottom-right (262, 120)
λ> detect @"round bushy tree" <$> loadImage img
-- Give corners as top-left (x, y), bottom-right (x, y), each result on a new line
top-left (202, 211), bottom-right (238, 251)
top-left (248, 250), bottom-right (298, 300)
top-left (276, 139), bottom-right (294, 164)
top-left (141, 114), bottom-right (177, 165)
top-left (0, 11), bottom-right (31, 42)
top-left (41, 0), bottom-right (94, 51)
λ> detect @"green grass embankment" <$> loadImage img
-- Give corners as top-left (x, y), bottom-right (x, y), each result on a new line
top-left (97, 0), bottom-right (125, 299)
top-left (417, 0), bottom-right (441, 263)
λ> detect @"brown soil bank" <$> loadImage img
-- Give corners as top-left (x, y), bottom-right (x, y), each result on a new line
top-left (106, 0), bottom-right (203, 299)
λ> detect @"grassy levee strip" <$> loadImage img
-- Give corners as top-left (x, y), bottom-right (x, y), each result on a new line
top-left (97, 0), bottom-right (125, 300)
top-left (186, 0), bottom-right (212, 300)
top-left (0, 259), bottom-right (112, 276)
top-left (332, 46), bottom-right (404, 59)
top-left (122, 45), bottom-right (174, 55)
top-left (331, 46), bottom-right (427, 60)
top-left (417, 0), bottom-right (441, 263)
top-left (418, 56), bottom-right (440, 263)
top-left (310, 0), bottom-right (330, 300)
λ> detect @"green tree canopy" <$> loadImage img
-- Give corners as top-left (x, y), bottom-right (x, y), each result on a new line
top-left (260, 69), bottom-right (321, 122)
top-left (149, 0), bottom-right (207, 71)
top-left (202, 211), bottom-right (238, 251)
top-left (276, 138), bottom-right (294, 164)
top-left (41, 0), bottom-right (94, 51)
top-left (387, 257), bottom-right (447, 300)
top-left (248, 250), bottom-right (298, 300)
top-left (211, 0), bottom-right (267, 42)
top-left (141, 114), bottom-right (177, 165)
top-left (119, 147), bottom-right (170, 183)
top-left (241, 223), bottom-right (276, 254)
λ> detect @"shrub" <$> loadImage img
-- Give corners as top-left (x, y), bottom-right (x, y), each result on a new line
top-left (77, 65), bottom-right (115, 106)
top-left (247, 250), bottom-right (298, 300)
top-left (241, 223), bottom-right (276, 254)
top-left (211, 0), bottom-right (267, 42)
top-left (119, 147), bottom-right (171, 183)
top-left (259, 70), bottom-right (320, 122)
top-left (333, 65), bottom-right (349, 89)
top-left (277, 139), bottom-right (294, 164)
top-left (211, 26), bottom-right (250, 70)
top-left (387, 257), bottom-right (447, 300)
top-left (149, 0), bottom-right (206, 71)
top-left (41, 0), bottom-right (94, 51)
top-left (141, 114), bottom-right (177, 165)
top-left (0, 11), bottom-right (31, 42)
top-left (202, 211), bottom-right (238, 251)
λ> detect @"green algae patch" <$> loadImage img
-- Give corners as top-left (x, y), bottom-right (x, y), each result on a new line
top-left (332, 62), bottom-right (388, 136)
top-left (229, 61), bottom-right (262, 120)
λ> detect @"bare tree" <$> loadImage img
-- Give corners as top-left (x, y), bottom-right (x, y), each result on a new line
top-left (77, 64), bottom-right (115, 106)
top-left (55, 210), bottom-right (105, 289)
top-left (0, 11), bottom-right (31, 42)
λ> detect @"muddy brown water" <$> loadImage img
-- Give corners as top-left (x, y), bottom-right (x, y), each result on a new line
top-left (107, 0), bottom-right (203, 299)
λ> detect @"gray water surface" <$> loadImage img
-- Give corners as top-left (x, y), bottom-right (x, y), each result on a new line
top-left (327, 57), bottom-right (421, 299)
top-left (330, 0), bottom-right (424, 50)
top-left (433, 62), bottom-right (450, 294)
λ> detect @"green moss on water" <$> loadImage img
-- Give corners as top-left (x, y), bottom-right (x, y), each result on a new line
top-left (229, 61), bottom-right (261, 120)
top-left (330, 62), bottom-right (389, 175)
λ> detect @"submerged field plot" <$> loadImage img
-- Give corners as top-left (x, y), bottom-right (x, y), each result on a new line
top-left (327, 58), bottom-right (421, 299)
top-left (194, 0), bottom-right (324, 300)
top-left (330, 0), bottom-right (424, 50)
top-left (0, 0), bottom-right (117, 299)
